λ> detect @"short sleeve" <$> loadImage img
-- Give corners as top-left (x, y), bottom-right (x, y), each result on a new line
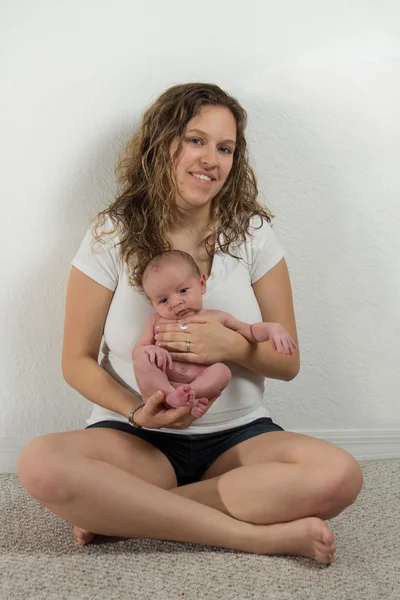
top-left (71, 220), bottom-right (121, 291)
top-left (242, 217), bottom-right (285, 284)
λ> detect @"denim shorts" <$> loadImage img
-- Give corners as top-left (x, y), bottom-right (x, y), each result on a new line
top-left (85, 417), bottom-right (284, 486)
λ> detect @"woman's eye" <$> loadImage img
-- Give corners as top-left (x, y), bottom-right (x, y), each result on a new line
top-left (219, 146), bottom-right (232, 154)
top-left (189, 138), bottom-right (201, 145)
top-left (180, 288), bottom-right (188, 294)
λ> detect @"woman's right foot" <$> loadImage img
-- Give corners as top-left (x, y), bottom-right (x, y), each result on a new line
top-left (253, 517), bottom-right (336, 565)
top-left (73, 525), bottom-right (95, 545)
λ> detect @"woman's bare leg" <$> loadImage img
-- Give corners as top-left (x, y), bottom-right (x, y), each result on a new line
top-left (172, 432), bottom-right (363, 524)
top-left (16, 429), bottom-right (336, 563)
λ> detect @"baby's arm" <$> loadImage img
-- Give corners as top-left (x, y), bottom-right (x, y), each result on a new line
top-left (132, 314), bottom-right (158, 358)
top-left (214, 311), bottom-right (297, 355)
top-left (216, 311), bottom-right (259, 343)
top-left (132, 314), bottom-right (172, 371)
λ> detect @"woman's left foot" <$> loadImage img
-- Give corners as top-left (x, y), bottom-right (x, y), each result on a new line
top-left (73, 525), bottom-right (95, 545)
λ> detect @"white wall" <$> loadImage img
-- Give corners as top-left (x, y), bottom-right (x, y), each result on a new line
top-left (1, 1), bottom-right (399, 456)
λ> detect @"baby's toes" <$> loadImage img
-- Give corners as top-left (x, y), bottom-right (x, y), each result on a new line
top-left (197, 397), bottom-right (208, 406)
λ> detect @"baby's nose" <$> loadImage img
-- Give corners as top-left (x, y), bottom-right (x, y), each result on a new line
top-left (172, 296), bottom-right (183, 308)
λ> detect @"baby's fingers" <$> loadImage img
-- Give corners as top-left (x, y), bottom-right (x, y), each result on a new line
top-left (282, 336), bottom-right (298, 356)
top-left (162, 355), bottom-right (168, 373)
top-left (167, 353), bottom-right (173, 370)
top-left (158, 356), bottom-right (165, 372)
top-left (271, 336), bottom-right (284, 355)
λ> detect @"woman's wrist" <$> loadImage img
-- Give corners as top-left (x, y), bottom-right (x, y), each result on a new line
top-left (132, 405), bottom-right (146, 428)
top-left (226, 330), bottom-right (252, 363)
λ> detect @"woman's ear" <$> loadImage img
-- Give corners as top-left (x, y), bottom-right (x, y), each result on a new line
top-left (200, 273), bottom-right (207, 295)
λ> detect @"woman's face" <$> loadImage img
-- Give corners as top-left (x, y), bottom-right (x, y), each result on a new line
top-left (170, 105), bottom-right (237, 215)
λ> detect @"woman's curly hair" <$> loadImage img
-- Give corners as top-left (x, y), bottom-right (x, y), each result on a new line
top-left (90, 82), bottom-right (274, 289)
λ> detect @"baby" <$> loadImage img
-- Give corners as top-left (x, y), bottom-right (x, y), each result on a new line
top-left (132, 250), bottom-right (297, 418)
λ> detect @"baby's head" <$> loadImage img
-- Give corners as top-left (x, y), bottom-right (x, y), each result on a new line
top-left (142, 250), bottom-right (206, 320)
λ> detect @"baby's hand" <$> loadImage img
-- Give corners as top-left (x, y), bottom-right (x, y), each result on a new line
top-left (145, 345), bottom-right (173, 373)
top-left (268, 324), bottom-right (298, 356)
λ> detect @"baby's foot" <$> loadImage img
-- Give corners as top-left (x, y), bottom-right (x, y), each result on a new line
top-left (189, 398), bottom-right (208, 418)
top-left (73, 525), bottom-right (95, 545)
top-left (186, 394), bottom-right (208, 418)
top-left (253, 517), bottom-right (336, 565)
top-left (165, 385), bottom-right (193, 408)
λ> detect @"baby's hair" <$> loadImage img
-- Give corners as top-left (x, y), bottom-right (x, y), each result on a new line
top-left (141, 250), bottom-right (201, 292)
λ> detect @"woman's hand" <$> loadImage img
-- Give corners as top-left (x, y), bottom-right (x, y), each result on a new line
top-left (133, 389), bottom-right (221, 429)
top-left (154, 315), bottom-right (239, 364)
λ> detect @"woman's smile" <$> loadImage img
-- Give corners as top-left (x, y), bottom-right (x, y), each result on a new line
top-left (189, 172), bottom-right (216, 185)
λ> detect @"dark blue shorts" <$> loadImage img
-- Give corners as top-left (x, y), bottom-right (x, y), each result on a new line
top-left (85, 417), bottom-right (284, 486)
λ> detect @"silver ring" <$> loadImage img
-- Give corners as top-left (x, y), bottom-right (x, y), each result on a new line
top-left (185, 340), bottom-right (191, 352)
top-left (179, 323), bottom-right (189, 331)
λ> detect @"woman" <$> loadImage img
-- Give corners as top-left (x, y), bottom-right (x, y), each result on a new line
top-left (16, 83), bottom-right (363, 564)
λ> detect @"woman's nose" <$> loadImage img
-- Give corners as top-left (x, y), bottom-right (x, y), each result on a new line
top-left (200, 145), bottom-right (218, 166)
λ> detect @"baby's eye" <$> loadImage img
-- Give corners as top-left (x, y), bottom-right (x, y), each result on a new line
top-left (179, 288), bottom-right (188, 294)
top-left (160, 298), bottom-right (168, 304)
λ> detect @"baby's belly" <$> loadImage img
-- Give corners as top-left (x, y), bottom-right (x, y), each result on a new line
top-left (166, 361), bottom-right (207, 384)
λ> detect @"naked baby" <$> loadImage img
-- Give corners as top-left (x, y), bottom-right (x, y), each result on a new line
top-left (132, 250), bottom-right (297, 418)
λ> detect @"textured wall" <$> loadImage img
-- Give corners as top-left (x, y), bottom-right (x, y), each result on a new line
top-left (1, 0), bottom-right (399, 436)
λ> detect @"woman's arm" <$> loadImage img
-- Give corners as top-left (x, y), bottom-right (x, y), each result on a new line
top-left (62, 267), bottom-right (142, 417)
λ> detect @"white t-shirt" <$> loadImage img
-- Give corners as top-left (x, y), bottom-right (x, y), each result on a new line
top-left (72, 215), bottom-right (285, 434)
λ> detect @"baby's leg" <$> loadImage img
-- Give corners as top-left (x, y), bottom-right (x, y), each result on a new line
top-left (133, 354), bottom-right (193, 409)
top-left (188, 363), bottom-right (232, 417)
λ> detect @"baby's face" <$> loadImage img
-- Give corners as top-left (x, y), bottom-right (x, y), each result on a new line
top-left (144, 263), bottom-right (206, 320)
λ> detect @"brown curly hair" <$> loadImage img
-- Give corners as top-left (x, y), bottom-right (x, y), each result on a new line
top-left (90, 82), bottom-right (274, 289)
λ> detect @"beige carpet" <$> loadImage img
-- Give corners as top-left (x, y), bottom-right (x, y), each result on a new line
top-left (1, 460), bottom-right (399, 600)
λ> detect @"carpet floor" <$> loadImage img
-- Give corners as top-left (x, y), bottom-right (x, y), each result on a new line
top-left (1, 460), bottom-right (399, 600)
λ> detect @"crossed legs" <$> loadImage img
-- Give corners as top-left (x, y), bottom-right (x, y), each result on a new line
top-left (16, 428), bottom-right (363, 565)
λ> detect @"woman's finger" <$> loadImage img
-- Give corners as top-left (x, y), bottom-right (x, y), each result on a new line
top-left (146, 390), bottom-right (165, 412)
top-left (163, 404), bottom-right (193, 425)
top-left (155, 332), bottom-right (190, 342)
top-left (155, 323), bottom-right (195, 334)
top-left (168, 352), bottom-right (197, 362)
top-left (156, 341), bottom-right (196, 353)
